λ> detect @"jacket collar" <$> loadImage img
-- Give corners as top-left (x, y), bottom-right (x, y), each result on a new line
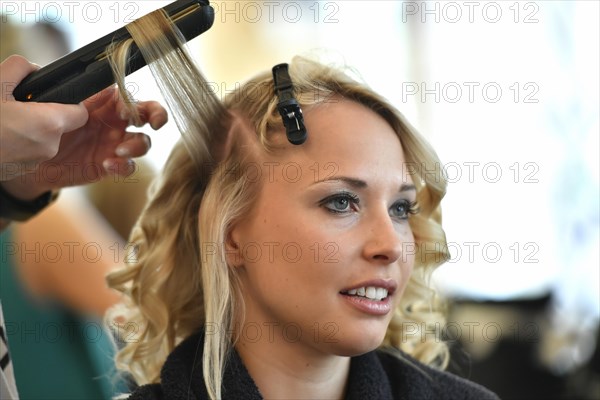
top-left (158, 331), bottom-right (395, 400)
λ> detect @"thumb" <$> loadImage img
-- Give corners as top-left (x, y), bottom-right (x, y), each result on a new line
top-left (22, 101), bottom-right (90, 136)
top-left (1, 55), bottom-right (39, 98)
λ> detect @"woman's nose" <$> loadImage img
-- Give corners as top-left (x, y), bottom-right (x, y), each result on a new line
top-left (361, 211), bottom-right (407, 265)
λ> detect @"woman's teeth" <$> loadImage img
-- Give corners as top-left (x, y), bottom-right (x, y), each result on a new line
top-left (345, 286), bottom-right (388, 301)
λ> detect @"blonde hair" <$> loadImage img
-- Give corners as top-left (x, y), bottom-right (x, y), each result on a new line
top-left (106, 9), bottom-right (450, 400)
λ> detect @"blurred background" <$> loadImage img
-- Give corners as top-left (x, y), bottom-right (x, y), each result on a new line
top-left (1, 1), bottom-right (598, 399)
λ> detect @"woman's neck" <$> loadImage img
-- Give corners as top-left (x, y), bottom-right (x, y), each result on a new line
top-left (234, 326), bottom-right (351, 399)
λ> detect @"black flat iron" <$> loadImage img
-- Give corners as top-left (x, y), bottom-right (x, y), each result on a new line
top-left (12, 0), bottom-right (214, 104)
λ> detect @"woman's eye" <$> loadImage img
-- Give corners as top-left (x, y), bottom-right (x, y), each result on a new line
top-left (390, 200), bottom-right (419, 219)
top-left (331, 197), bottom-right (350, 211)
top-left (320, 193), bottom-right (359, 214)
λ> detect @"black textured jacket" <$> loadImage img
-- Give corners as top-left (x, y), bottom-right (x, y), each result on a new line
top-left (128, 331), bottom-right (499, 399)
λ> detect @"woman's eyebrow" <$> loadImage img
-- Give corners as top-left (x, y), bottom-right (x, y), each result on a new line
top-left (312, 176), bottom-right (367, 188)
top-left (400, 184), bottom-right (417, 192)
top-left (312, 176), bottom-right (417, 193)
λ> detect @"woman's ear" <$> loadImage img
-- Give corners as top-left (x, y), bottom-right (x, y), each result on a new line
top-left (225, 226), bottom-right (243, 268)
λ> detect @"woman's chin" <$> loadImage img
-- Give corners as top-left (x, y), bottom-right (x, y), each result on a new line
top-left (325, 325), bottom-right (388, 357)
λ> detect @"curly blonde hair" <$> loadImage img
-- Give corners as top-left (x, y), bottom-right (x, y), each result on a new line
top-left (106, 9), bottom-right (449, 400)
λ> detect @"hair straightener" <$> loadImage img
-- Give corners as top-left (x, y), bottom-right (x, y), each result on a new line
top-left (12, 0), bottom-right (214, 104)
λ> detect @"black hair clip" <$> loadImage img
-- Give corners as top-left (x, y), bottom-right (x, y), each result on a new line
top-left (272, 63), bottom-right (307, 145)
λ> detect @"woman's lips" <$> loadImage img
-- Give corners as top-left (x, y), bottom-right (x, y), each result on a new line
top-left (339, 278), bottom-right (398, 296)
top-left (339, 292), bottom-right (393, 316)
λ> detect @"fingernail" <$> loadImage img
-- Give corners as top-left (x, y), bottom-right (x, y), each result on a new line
top-left (103, 159), bottom-right (115, 171)
top-left (127, 159), bottom-right (136, 175)
top-left (116, 146), bottom-right (130, 157)
top-left (150, 114), bottom-right (167, 130)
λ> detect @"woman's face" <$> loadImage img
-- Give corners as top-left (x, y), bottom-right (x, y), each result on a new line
top-left (231, 98), bottom-right (416, 357)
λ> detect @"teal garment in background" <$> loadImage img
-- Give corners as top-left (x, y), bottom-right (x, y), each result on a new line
top-left (0, 229), bottom-right (124, 399)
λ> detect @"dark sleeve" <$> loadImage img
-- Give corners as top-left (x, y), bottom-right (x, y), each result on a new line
top-left (127, 384), bottom-right (164, 400)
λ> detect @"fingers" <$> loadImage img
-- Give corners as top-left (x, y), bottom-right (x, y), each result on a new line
top-left (131, 100), bottom-right (169, 130)
top-left (103, 157), bottom-right (136, 177)
top-left (116, 100), bottom-right (168, 129)
top-left (1, 55), bottom-right (89, 144)
top-left (1, 100), bottom-right (88, 164)
top-left (86, 86), bottom-right (168, 131)
top-left (83, 85), bottom-right (120, 113)
top-left (1, 55), bottom-right (39, 97)
top-left (115, 132), bottom-right (151, 158)
top-left (103, 132), bottom-right (150, 178)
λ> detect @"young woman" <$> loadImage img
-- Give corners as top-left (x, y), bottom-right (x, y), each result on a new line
top-left (107, 11), bottom-right (499, 400)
